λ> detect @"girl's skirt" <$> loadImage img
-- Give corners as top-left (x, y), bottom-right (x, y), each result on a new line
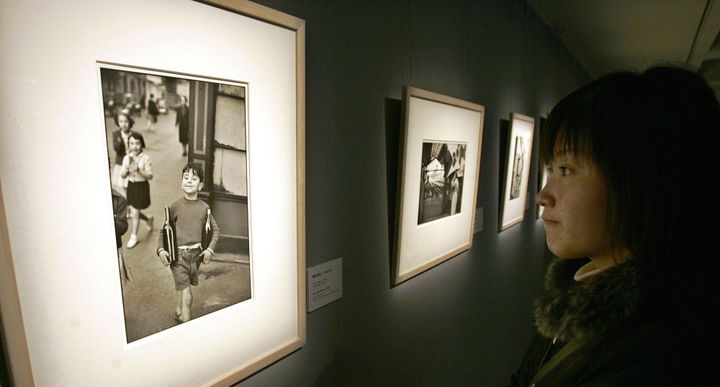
top-left (127, 180), bottom-right (151, 209)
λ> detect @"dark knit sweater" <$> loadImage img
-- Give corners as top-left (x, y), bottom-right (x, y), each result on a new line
top-left (157, 197), bottom-right (219, 252)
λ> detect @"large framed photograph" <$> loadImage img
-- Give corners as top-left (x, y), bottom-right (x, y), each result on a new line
top-left (0, 0), bottom-right (305, 385)
top-left (499, 113), bottom-right (535, 231)
top-left (393, 87), bottom-right (485, 285)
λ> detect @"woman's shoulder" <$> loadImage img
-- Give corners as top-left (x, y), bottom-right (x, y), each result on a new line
top-left (581, 322), bottom-right (717, 386)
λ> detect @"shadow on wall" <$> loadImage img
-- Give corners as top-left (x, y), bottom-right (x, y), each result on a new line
top-left (385, 97), bottom-right (403, 285)
top-left (315, 350), bottom-right (380, 386)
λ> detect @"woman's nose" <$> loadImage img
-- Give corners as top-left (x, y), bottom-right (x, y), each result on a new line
top-left (536, 185), bottom-right (554, 208)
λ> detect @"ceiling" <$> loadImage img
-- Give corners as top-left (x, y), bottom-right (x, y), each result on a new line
top-left (528, 0), bottom-right (720, 97)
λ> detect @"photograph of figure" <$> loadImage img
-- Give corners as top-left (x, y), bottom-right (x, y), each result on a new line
top-left (417, 141), bottom-right (467, 225)
top-left (510, 135), bottom-right (526, 200)
top-left (100, 66), bottom-right (252, 342)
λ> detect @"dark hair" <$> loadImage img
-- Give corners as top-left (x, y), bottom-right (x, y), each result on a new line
top-left (542, 66), bottom-right (720, 343)
top-left (127, 131), bottom-right (145, 149)
top-left (182, 162), bottom-right (204, 183)
top-left (113, 111), bottom-right (135, 129)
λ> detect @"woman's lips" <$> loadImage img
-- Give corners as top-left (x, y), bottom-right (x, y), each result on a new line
top-left (542, 217), bottom-right (559, 225)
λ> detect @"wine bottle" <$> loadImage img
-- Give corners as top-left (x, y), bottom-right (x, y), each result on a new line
top-left (162, 205), bottom-right (176, 262)
top-left (201, 208), bottom-right (212, 250)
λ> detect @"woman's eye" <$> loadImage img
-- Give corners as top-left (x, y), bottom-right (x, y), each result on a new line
top-left (559, 166), bottom-right (572, 176)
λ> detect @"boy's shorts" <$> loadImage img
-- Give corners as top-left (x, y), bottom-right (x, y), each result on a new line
top-left (170, 245), bottom-right (202, 290)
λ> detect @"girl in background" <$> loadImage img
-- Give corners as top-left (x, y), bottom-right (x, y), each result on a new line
top-left (110, 111), bottom-right (133, 195)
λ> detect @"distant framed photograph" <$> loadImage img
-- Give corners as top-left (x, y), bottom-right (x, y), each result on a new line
top-left (393, 86), bottom-right (485, 285)
top-left (0, 0), bottom-right (305, 385)
top-left (537, 116), bottom-right (548, 219)
top-left (537, 162), bottom-right (548, 219)
top-left (499, 113), bottom-right (535, 231)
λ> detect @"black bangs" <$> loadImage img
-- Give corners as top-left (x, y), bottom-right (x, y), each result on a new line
top-left (540, 72), bottom-right (638, 166)
top-left (540, 89), bottom-right (593, 165)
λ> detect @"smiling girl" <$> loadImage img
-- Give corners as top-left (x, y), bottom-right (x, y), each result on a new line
top-left (120, 131), bottom-right (154, 248)
top-left (510, 67), bottom-right (720, 386)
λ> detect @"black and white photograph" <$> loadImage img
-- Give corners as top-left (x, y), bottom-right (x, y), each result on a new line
top-left (509, 135), bottom-right (526, 200)
top-left (499, 113), bottom-right (535, 231)
top-left (417, 141), bottom-right (467, 224)
top-left (101, 65), bottom-right (252, 342)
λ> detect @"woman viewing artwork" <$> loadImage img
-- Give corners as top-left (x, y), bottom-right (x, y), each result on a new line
top-left (509, 66), bottom-right (720, 386)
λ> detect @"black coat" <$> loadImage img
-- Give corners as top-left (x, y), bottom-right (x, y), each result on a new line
top-left (111, 129), bottom-right (128, 165)
top-left (112, 189), bottom-right (128, 248)
top-left (510, 259), bottom-right (720, 386)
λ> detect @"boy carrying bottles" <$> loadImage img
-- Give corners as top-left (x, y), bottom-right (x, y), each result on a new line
top-left (157, 163), bottom-right (219, 323)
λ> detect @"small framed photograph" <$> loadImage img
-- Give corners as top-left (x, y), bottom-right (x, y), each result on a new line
top-left (537, 116), bottom-right (548, 219)
top-left (393, 86), bottom-right (485, 285)
top-left (499, 113), bottom-right (535, 231)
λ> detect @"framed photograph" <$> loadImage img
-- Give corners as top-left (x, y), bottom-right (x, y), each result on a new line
top-left (393, 87), bottom-right (485, 285)
top-left (0, 0), bottom-right (305, 385)
top-left (537, 117), bottom-right (548, 219)
top-left (499, 113), bottom-right (535, 231)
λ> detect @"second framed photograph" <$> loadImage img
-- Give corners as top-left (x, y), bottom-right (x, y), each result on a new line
top-left (393, 87), bottom-right (485, 285)
top-left (499, 113), bottom-right (535, 231)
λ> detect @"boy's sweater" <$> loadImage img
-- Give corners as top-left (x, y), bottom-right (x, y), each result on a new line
top-left (158, 197), bottom-right (219, 252)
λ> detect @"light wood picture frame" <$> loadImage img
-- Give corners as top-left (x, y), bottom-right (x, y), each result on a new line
top-left (499, 113), bottom-right (535, 231)
top-left (393, 86), bottom-right (485, 285)
top-left (0, 0), bottom-right (305, 385)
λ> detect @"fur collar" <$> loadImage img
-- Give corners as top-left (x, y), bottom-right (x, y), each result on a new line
top-left (534, 258), bottom-right (641, 343)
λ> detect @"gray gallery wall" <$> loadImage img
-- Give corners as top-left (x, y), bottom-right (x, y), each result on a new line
top-left (234, 0), bottom-right (590, 385)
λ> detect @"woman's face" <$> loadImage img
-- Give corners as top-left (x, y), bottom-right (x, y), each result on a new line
top-left (537, 151), bottom-right (616, 264)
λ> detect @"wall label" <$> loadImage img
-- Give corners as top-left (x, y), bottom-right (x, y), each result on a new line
top-left (307, 257), bottom-right (342, 312)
